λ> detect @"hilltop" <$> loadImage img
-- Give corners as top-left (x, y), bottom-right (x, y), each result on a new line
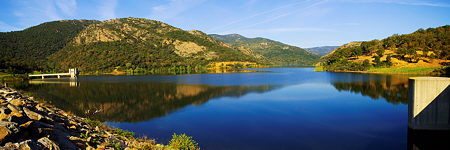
top-left (210, 34), bottom-right (319, 65)
top-left (0, 18), bottom-right (274, 73)
top-left (317, 25), bottom-right (450, 74)
top-left (306, 46), bottom-right (338, 56)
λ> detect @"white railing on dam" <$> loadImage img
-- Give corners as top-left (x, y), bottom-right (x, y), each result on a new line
top-left (29, 68), bottom-right (79, 79)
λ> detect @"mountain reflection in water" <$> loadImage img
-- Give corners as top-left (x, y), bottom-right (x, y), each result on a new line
top-left (330, 73), bottom-right (410, 104)
top-left (14, 81), bottom-right (279, 122)
top-left (8, 68), bottom-right (420, 150)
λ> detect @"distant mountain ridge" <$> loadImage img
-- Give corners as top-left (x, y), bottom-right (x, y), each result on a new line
top-left (210, 34), bottom-right (319, 65)
top-left (305, 46), bottom-right (338, 56)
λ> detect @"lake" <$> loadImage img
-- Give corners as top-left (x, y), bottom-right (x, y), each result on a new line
top-left (11, 67), bottom-right (414, 150)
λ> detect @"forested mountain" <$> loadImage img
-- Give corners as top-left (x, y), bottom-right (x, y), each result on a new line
top-left (0, 20), bottom-right (100, 73)
top-left (318, 25), bottom-right (450, 72)
top-left (49, 18), bottom-right (262, 72)
top-left (306, 46), bottom-right (338, 56)
top-left (0, 18), bottom-right (266, 73)
top-left (210, 34), bottom-right (319, 65)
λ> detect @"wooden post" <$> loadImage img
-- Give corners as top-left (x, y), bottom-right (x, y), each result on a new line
top-left (41, 76), bottom-right (44, 79)
top-left (408, 77), bottom-right (450, 130)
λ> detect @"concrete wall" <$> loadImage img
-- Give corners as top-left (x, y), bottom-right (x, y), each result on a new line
top-left (408, 77), bottom-right (450, 130)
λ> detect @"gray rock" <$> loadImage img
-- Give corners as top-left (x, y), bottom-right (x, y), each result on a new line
top-left (48, 127), bottom-right (78, 150)
top-left (0, 121), bottom-right (19, 134)
top-left (18, 140), bottom-right (43, 150)
top-left (0, 121), bottom-right (19, 142)
top-left (37, 137), bottom-right (60, 150)
top-left (23, 107), bottom-right (44, 121)
top-left (7, 115), bottom-right (30, 125)
top-left (3, 142), bottom-right (19, 149)
top-left (6, 104), bottom-right (23, 117)
top-left (0, 106), bottom-right (11, 114)
top-left (9, 99), bottom-right (25, 107)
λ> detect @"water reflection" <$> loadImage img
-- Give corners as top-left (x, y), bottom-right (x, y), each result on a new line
top-left (408, 129), bottom-right (450, 150)
top-left (14, 80), bottom-right (279, 122)
top-left (330, 73), bottom-right (410, 104)
top-left (28, 80), bottom-right (80, 87)
top-left (6, 68), bottom-right (421, 150)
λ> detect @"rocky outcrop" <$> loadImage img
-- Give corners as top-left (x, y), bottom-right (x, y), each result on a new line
top-left (0, 85), bottom-right (157, 149)
top-left (173, 40), bottom-right (206, 57)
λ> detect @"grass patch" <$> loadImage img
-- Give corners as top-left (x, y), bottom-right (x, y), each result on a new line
top-left (314, 66), bottom-right (325, 72)
top-left (0, 72), bottom-right (28, 81)
top-left (0, 72), bottom-right (11, 78)
top-left (82, 119), bottom-right (103, 127)
top-left (368, 67), bottom-right (440, 74)
top-left (111, 128), bottom-right (135, 139)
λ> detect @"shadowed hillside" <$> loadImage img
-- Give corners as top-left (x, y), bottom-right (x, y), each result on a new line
top-left (210, 34), bottom-right (320, 65)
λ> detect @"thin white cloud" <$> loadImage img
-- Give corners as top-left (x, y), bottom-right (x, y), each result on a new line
top-left (245, 0), bottom-right (258, 5)
top-left (98, 0), bottom-right (118, 20)
top-left (210, 0), bottom-right (330, 33)
top-left (342, 0), bottom-right (450, 7)
top-left (333, 22), bottom-right (360, 26)
top-left (55, 0), bottom-right (77, 16)
top-left (41, 0), bottom-right (62, 20)
top-left (238, 0), bottom-right (329, 30)
top-left (222, 27), bottom-right (334, 35)
top-left (11, 0), bottom-right (78, 28)
top-left (208, 0), bottom-right (311, 32)
top-left (0, 21), bottom-right (21, 32)
top-left (150, 0), bottom-right (205, 21)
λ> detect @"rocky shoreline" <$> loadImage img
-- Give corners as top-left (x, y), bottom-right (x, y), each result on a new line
top-left (0, 85), bottom-right (161, 150)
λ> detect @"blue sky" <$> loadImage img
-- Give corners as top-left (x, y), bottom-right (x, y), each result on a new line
top-left (0, 0), bottom-right (449, 47)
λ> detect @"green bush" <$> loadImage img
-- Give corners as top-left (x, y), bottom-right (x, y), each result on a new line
top-left (83, 119), bottom-right (103, 127)
top-left (169, 133), bottom-right (199, 150)
top-left (111, 128), bottom-right (135, 139)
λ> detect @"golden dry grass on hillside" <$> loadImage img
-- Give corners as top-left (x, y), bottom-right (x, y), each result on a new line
top-left (348, 49), bottom-right (450, 68)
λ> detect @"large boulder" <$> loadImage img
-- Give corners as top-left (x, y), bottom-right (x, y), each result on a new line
top-left (37, 137), bottom-right (60, 150)
top-left (0, 121), bottom-right (19, 143)
top-left (23, 107), bottom-right (44, 121)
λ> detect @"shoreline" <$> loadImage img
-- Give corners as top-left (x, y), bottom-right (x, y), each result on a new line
top-left (0, 85), bottom-right (173, 149)
top-left (317, 66), bottom-right (448, 76)
top-left (325, 70), bottom-right (442, 75)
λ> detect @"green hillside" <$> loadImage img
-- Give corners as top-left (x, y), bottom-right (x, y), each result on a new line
top-left (210, 34), bottom-right (319, 65)
top-left (318, 25), bottom-right (450, 74)
top-left (0, 18), bottom-right (263, 73)
top-left (0, 20), bottom-right (99, 73)
top-left (49, 18), bottom-right (261, 72)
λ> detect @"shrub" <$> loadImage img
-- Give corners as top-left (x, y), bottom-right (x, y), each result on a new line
top-left (111, 128), bottom-right (135, 139)
top-left (169, 133), bottom-right (199, 150)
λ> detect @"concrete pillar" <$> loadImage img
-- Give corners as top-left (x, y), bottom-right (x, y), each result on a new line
top-left (408, 77), bottom-right (450, 130)
top-left (69, 68), bottom-right (79, 79)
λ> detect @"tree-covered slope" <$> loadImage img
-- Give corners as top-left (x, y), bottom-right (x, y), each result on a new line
top-left (48, 18), bottom-right (261, 72)
top-left (1, 18), bottom-right (264, 73)
top-left (306, 46), bottom-right (338, 56)
top-left (318, 25), bottom-right (450, 72)
top-left (0, 20), bottom-right (99, 73)
top-left (210, 34), bottom-right (319, 65)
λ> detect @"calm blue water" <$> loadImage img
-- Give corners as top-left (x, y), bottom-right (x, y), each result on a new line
top-left (13, 67), bottom-right (412, 150)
